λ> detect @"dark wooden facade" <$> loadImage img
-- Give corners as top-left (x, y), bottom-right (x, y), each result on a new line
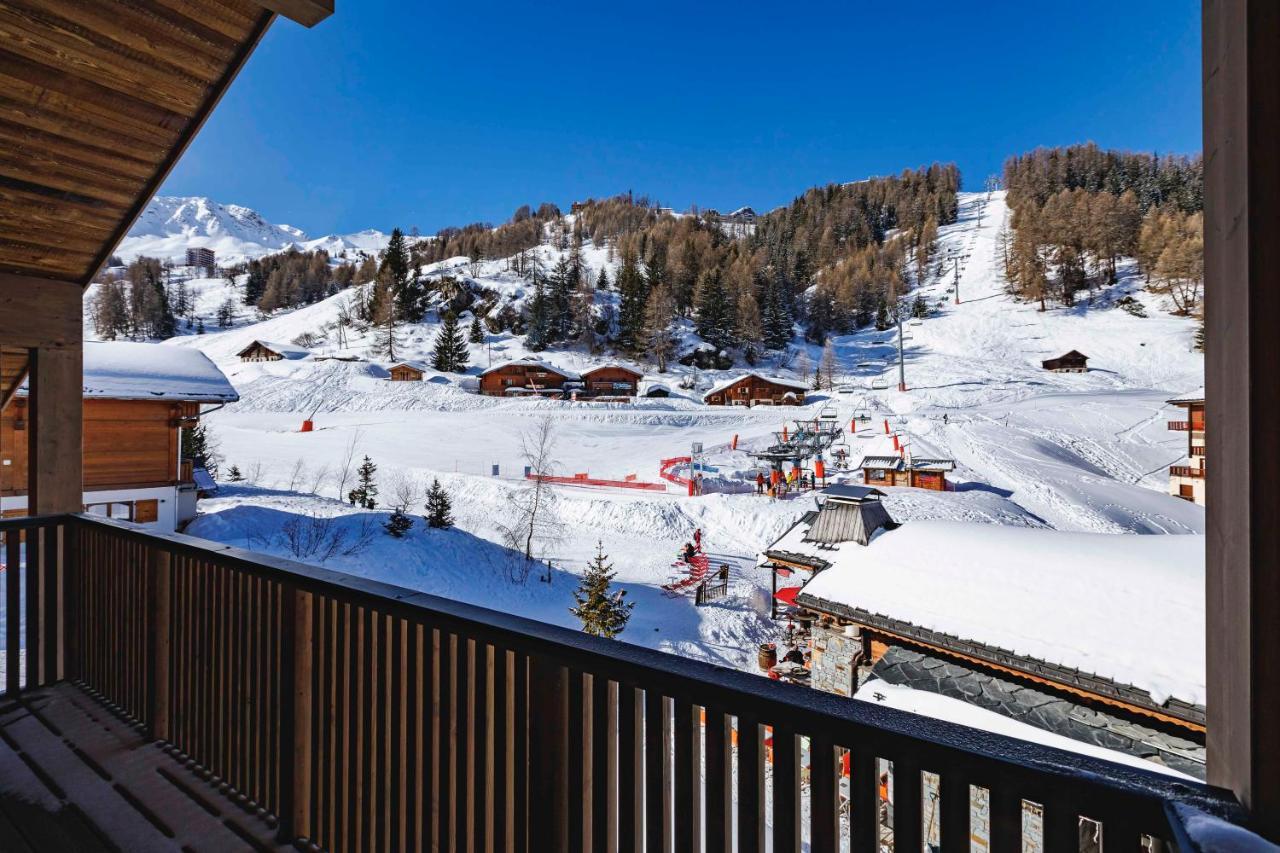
top-left (704, 374), bottom-right (807, 407)
top-left (388, 362), bottom-right (426, 381)
top-left (1041, 350), bottom-right (1089, 372)
top-left (478, 362), bottom-right (574, 396)
top-left (862, 466), bottom-right (948, 491)
top-left (580, 365), bottom-right (642, 397)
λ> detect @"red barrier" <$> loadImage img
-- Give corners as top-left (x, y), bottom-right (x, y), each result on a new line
top-left (731, 434), bottom-right (739, 450)
top-left (300, 419), bottom-right (314, 432)
top-left (526, 473), bottom-right (667, 492)
top-left (659, 455), bottom-right (693, 486)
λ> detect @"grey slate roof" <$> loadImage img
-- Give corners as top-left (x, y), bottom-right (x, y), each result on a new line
top-left (820, 484), bottom-right (885, 502)
top-left (869, 646), bottom-right (1206, 779)
top-left (804, 496), bottom-right (894, 547)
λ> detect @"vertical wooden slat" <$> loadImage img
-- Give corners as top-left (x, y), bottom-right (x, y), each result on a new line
top-left (25, 527), bottom-right (40, 687)
top-left (703, 707), bottom-right (731, 853)
top-left (894, 758), bottom-right (923, 853)
top-left (493, 645), bottom-right (509, 853)
top-left (392, 616), bottom-right (405, 853)
top-left (809, 735), bottom-right (838, 853)
top-left (567, 669), bottom-right (585, 853)
top-left (643, 688), bottom-right (665, 853)
top-left (940, 771), bottom-right (970, 853)
top-left (591, 674), bottom-right (611, 853)
top-left (289, 587), bottom-right (314, 843)
top-left (149, 548), bottom-right (171, 740)
top-left (4, 530), bottom-right (19, 695)
top-left (850, 750), bottom-right (879, 852)
top-left (617, 683), bottom-right (640, 853)
top-left (673, 700), bottom-right (698, 852)
top-left (1042, 796), bottom-right (1079, 853)
top-left (438, 630), bottom-right (454, 851)
top-left (512, 650), bottom-right (528, 853)
top-left (47, 522), bottom-right (62, 682)
top-left (457, 634), bottom-right (472, 852)
top-left (475, 640), bottom-right (490, 853)
top-left (771, 726), bottom-right (799, 853)
top-left (529, 657), bottom-right (568, 851)
top-left (736, 716), bottom-right (765, 853)
top-left (990, 786), bottom-right (1023, 853)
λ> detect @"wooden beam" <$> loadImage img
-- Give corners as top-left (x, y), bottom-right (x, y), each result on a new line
top-left (255, 0), bottom-right (334, 28)
top-left (1204, 0), bottom-right (1280, 838)
top-left (0, 273), bottom-right (81, 349)
top-left (26, 344), bottom-right (82, 514)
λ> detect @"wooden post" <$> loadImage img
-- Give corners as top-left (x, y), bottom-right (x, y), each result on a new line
top-left (1204, 0), bottom-right (1280, 837)
top-left (148, 550), bottom-right (172, 740)
top-left (528, 656), bottom-right (568, 849)
top-left (287, 587), bottom-right (315, 842)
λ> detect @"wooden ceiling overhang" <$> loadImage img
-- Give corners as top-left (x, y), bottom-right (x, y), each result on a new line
top-left (0, 0), bottom-right (332, 404)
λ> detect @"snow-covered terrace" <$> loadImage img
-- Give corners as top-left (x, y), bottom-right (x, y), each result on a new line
top-left (19, 340), bottom-right (238, 403)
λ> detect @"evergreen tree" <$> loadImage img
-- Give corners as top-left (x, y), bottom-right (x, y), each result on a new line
top-left (614, 254), bottom-right (647, 350)
top-left (430, 312), bottom-right (470, 372)
top-left (468, 314), bottom-right (486, 344)
top-left (216, 297), bottom-right (236, 328)
top-left (595, 266), bottom-right (610, 291)
top-left (181, 423), bottom-right (219, 477)
top-left (547, 256), bottom-right (577, 342)
top-left (643, 283), bottom-right (677, 372)
top-left (348, 456), bottom-right (378, 509)
top-left (911, 293), bottom-right (930, 318)
top-left (525, 272), bottom-right (552, 351)
top-left (226, 465), bottom-right (244, 482)
top-left (1194, 320), bottom-right (1205, 353)
top-left (762, 281), bottom-right (792, 349)
top-left (384, 507), bottom-right (413, 538)
top-left (424, 478), bottom-right (454, 528)
top-left (196, 317), bottom-right (205, 334)
top-left (570, 541), bottom-right (634, 639)
top-left (694, 268), bottom-right (735, 351)
top-left (243, 261), bottom-right (267, 306)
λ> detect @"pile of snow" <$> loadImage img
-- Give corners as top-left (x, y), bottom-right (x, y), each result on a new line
top-left (794, 520), bottom-right (1205, 706)
top-left (20, 341), bottom-right (238, 402)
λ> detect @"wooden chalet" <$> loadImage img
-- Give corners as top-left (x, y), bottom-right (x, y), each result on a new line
top-left (860, 454), bottom-right (955, 491)
top-left (388, 360), bottom-right (428, 381)
top-left (0, 1), bottom-right (1273, 848)
top-left (2, 342), bottom-right (237, 530)
top-left (580, 364), bottom-right (643, 398)
top-left (1168, 387), bottom-right (1206, 505)
top-left (1042, 350), bottom-right (1089, 372)
top-left (703, 372), bottom-right (808, 407)
top-left (237, 339), bottom-right (310, 362)
top-left (478, 356), bottom-right (579, 396)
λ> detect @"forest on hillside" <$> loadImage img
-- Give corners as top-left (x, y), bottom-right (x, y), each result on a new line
top-left (1000, 143), bottom-right (1204, 320)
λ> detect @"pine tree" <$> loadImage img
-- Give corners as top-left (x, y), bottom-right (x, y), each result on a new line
top-left (226, 465), bottom-right (244, 482)
top-left (614, 254), bottom-right (647, 350)
top-left (348, 456), bottom-right (378, 509)
top-left (181, 423), bottom-right (218, 477)
top-left (1194, 320), bottom-right (1205, 353)
top-left (468, 314), bottom-right (485, 344)
top-left (196, 317), bottom-right (205, 334)
top-left (384, 508), bottom-right (413, 538)
top-left (548, 256), bottom-right (577, 343)
top-left (762, 281), bottom-right (792, 350)
top-left (424, 478), bottom-right (454, 528)
top-left (911, 293), bottom-right (929, 318)
top-left (595, 267), bottom-right (610, 291)
top-left (643, 283), bottom-right (677, 372)
top-left (431, 312), bottom-right (470, 372)
top-left (525, 272), bottom-right (551, 351)
top-left (243, 261), bottom-right (267, 306)
top-left (694, 268), bottom-right (735, 351)
top-left (570, 541), bottom-right (634, 639)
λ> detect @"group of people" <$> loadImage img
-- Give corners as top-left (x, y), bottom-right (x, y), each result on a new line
top-left (753, 467), bottom-right (815, 499)
top-left (681, 527), bottom-right (704, 565)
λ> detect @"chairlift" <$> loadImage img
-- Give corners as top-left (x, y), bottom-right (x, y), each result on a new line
top-left (870, 378), bottom-right (889, 390)
top-left (909, 320), bottom-right (924, 327)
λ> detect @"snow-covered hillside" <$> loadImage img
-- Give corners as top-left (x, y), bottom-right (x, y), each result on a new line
top-left (115, 191), bottom-right (1202, 692)
top-left (117, 196), bottom-right (389, 264)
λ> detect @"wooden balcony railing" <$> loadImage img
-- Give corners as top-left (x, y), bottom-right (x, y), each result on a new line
top-left (1191, 445), bottom-right (1206, 457)
top-left (1171, 465), bottom-right (1207, 479)
top-left (0, 514), bottom-right (1247, 850)
top-left (1168, 420), bottom-right (1190, 431)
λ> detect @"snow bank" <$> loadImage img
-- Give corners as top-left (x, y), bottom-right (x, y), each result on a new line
top-left (796, 520), bottom-right (1205, 706)
top-left (62, 341), bottom-right (238, 402)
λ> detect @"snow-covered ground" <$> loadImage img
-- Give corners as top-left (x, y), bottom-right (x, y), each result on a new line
top-left (79, 191), bottom-right (1205, 686)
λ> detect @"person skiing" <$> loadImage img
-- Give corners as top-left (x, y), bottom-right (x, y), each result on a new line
top-left (943, 412), bottom-right (949, 426)
top-left (756, 471), bottom-right (765, 495)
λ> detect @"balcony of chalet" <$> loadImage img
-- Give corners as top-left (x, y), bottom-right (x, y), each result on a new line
top-left (0, 1), bottom-right (1276, 851)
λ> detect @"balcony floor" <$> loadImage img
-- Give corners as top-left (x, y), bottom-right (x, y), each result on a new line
top-left (0, 683), bottom-right (287, 852)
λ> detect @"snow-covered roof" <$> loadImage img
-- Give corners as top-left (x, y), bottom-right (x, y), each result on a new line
top-left (1167, 387), bottom-right (1205, 405)
top-left (581, 364), bottom-right (643, 378)
top-left (25, 341), bottom-right (239, 403)
top-left (479, 357), bottom-right (580, 380)
top-left (785, 520), bottom-right (1205, 707)
top-left (389, 360), bottom-right (429, 373)
top-left (704, 373), bottom-right (808, 397)
top-left (239, 339), bottom-right (311, 359)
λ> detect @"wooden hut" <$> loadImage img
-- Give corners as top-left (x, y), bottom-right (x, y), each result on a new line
top-left (237, 340), bottom-right (310, 362)
top-left (1041, 350), bottom-right (1089, 373)
top-left (388, 361), bottom-right (427, 382)
top-left (478, 357), bottom-right (578, 397)
top-left (581, 365), bottom-right (643, 398)
top-left (860, 454), bottom-right (955, 491)
top-left (703, 373), bottom-right (808, 407)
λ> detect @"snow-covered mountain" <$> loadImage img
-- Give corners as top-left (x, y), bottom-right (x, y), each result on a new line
top-left (117, 196), bottom-right (389, 264)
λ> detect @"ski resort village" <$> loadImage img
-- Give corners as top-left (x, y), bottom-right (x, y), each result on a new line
top-left (4, 3), bottom-right (1270, 847)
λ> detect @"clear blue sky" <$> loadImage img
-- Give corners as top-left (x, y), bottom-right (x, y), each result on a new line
top-left (161, 0), bottom-right (1202, 237)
